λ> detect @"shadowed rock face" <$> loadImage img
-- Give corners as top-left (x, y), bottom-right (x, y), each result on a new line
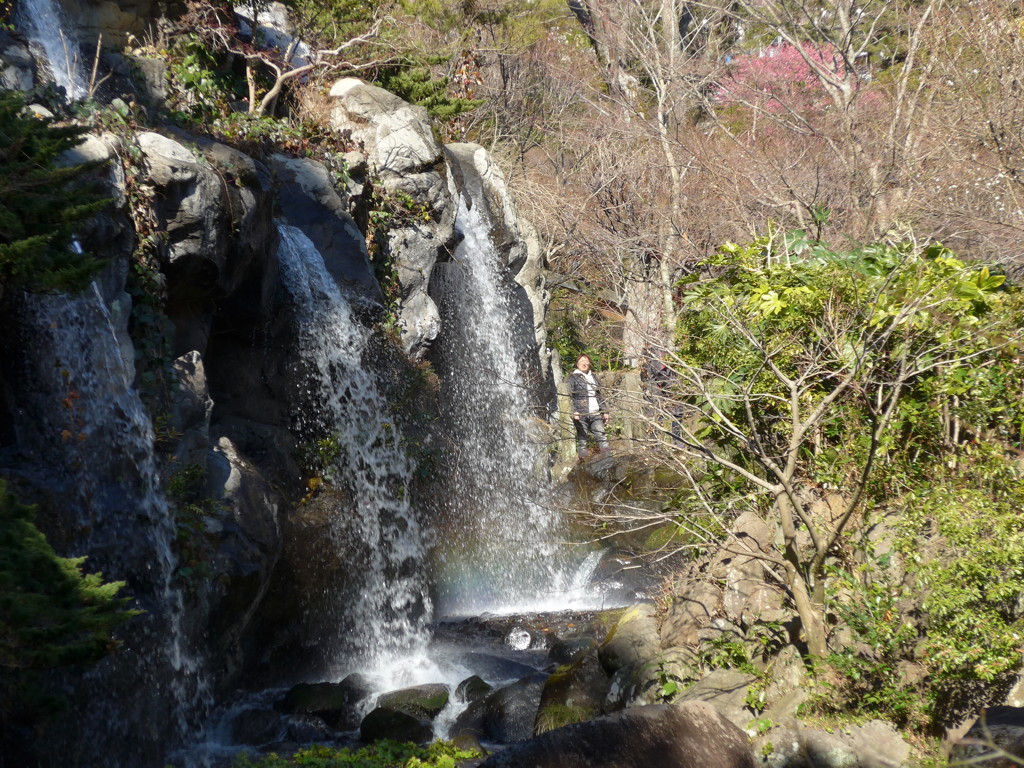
top-left (479, 701), bottom-right (758, 768)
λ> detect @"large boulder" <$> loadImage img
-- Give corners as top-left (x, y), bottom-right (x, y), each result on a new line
top-left (756, 718), bottom-right (912, 768)
top-left (535, 649), bottom-right (609, 733)
top-left (270, 153), bottom-right (382, 306)
top-left (138, 131), bottom-right (229, 270)
top-left (598, 604), bottom-right (660, 674)
top-left (453, 672), bottom-right (548, 743)
top-left (676, 669), bottom-right (757, 730)
top-left (376, 683), bottom-right (450, 720)
top-left (0, 30), bottom-right (35, 91)
top-left (479, 701), bottom-right (757, 768)
top-left (360, 707), bottom-right (433, 744)
top-left (276, 674), bottom-right (374, 730)
top-left (201, 436), bottom-right (282, 672)
top-left (328, 78), bottom-right (455, 357)
top-left (329, 78), bottom-right (442, 178)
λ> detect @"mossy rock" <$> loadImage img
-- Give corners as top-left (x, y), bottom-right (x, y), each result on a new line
top-left (275, 674), bottom-right (373, 729)
top-left (376, 683), bottom-right (450, 720)
top-left (534, 649), bottom-right (608, 735)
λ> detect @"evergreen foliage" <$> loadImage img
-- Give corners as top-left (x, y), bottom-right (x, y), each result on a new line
top-left (0, 480), bottom-right (139, 671)
top-left (0, 91), bottom-right (111, 293)
top-left (375, 60), bottom-right (482, 121)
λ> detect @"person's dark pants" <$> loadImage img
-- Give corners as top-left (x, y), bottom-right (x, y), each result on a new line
top-left (575, 413), bottom-right (609, 455)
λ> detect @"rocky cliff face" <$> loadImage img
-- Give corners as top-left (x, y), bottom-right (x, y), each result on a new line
top-left (0, 33), bottom-right (553, 766)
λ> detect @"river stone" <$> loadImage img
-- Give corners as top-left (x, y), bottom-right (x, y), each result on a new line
top-left (453, 672), bottom-right (548, 743)
top-left (360, 707), bottom-right (433, 745)
top-left (479, 701), bottom-right (757, 768)
top-left (535, 649), bottom-right (609, 733)
top-left (276, 674), bottom-right (373, 730)
top-left (376, 683), bottom-right (449, 720)
top-left (598, 604), bottom-right (660, 674)
top-left (456, 675), bottom-right (493, 703)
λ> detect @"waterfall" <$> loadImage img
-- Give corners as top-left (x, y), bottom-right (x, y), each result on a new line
top-left (15, 0), bottom-right (88, 100)
top-left (432, 195), bottom-right (589, 616)
top-left (21, 284), bottom-right (210, 761)
top-left (276, 223), bottom-right (432, 676)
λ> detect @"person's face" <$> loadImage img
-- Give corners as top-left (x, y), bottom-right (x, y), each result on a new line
top-left (577, 356), bottom-right (591, 372)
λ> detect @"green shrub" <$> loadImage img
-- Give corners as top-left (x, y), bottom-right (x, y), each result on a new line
top-left (0, 480), bottom-right (139, 670)
top-left (0, 91), bottom-right (110, 292)
top-left (232, 739), bottom-right (482, 767)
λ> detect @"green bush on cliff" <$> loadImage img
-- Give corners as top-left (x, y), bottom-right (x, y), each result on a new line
top-left (0, 480), bottom-right (139, 671)
top-left (0, 90), bottom-right (110, 293)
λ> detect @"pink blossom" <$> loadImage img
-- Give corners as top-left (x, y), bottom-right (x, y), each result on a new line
top-left (717, 42), bottom-right (849, 114)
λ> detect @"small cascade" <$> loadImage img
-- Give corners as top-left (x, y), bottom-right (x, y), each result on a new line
top-left (432, 195), bottom-right (593, 616)
top-left (22, 284), bottom-right (210, 761)
top-left (15, 0), bottom-right (88, 99)
top-left (276, 222), bottom-right (432, 676)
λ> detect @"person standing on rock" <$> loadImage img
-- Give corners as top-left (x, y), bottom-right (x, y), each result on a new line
top-left (569, 353), bottom-right (610, 460)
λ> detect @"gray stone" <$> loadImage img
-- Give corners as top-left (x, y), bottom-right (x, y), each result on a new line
top-left (327, 78), bottom-right (456, 356)
top-left (202, 437), bottom-right (282, 665)
top-left (661, 581), bottom-right (723, 649)
top-left (677, 669), bottom-right (757, 729)
top-left (329, 78), bottom-right (442, 177)
top-left (598, 604), bottom-right (661, 674)
top-left (0, 30), bottom-right (36, 91)
top-left (479, 701), bottom-right (758, 768)
top-left (455, 675), bottom-right (493, 703)
top-left (276, 675), bottom-right (373, 730)
top-left (756, 718), bottom-right (912, 768)
top-left (124, 54), bottom-right (167, 107)
top-left (762, 645), bottom-right (808, 711)
top-left (168, 351), bottom-right (213, 466)
top-left (138, 131), bottom-right (230, 272)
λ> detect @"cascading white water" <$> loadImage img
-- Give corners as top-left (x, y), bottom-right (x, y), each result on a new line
top-left (433, 195), bottom-right (596, 616)
top-left (15, 0), bottom-right (88, 99)
top-left (276, 223), bottom-right (432, 677)
top-left (24, 284), bottom-right (211, 752)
